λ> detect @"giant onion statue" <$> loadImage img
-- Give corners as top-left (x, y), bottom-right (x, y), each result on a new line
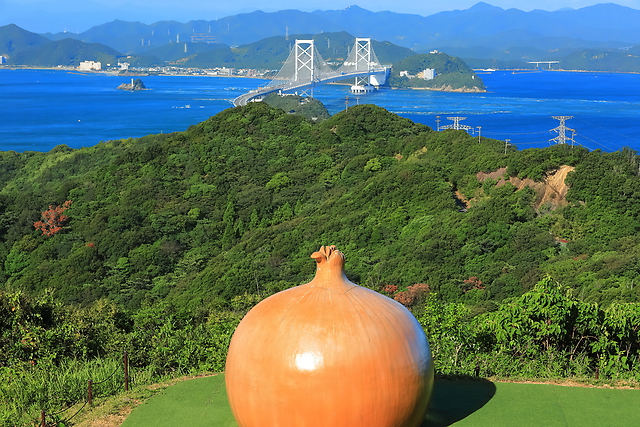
top-left (225, 245), bottom-right (433, 427)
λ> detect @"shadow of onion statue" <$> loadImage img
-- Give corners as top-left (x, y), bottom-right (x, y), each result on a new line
top-left (225, 245), bottom-right (434, 427)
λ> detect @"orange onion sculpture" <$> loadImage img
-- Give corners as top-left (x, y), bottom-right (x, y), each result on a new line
top-left (225, 245), bottom-right (434, 427)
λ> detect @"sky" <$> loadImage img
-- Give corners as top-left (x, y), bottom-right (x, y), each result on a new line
top-left (2, 0), bottom-right (640, 33)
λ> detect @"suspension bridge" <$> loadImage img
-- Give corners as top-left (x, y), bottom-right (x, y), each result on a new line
top-left (233, 38), bottom-right (391, 107)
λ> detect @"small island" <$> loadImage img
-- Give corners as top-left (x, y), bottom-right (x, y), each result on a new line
top-left (117, 78), bottom-right (147, 91)
top-left (262, 93), bottom-right (330, 122)
top-left (389, 52), bottom-right (486, 92)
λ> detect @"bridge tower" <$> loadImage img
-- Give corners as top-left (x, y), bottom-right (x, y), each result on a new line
top-left (294, 40), bottom-right (316, 96)
top-left (353, 38), bottom-right (372, 71)
top-left (292, 39), bottom-right (324, 98)
top-left (342, 38), bottom-right (388, 89)
top-left (353, 38), bottom-right (372, 89)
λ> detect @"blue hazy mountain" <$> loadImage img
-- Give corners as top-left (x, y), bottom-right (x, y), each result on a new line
top-left (0, 23), bottom-right (50, 54)
top-left (0, 25), bottom-right (414, 70)
top-left (4, 3), bottom-right (640, 71)
top-left (42, 11), bottom-right (342, 54)
top-left (5, 37), bottom-right (163, 68)
top-left (34, 3), bottom-right (640, 56)
top-left (48, 3), bottom-right (640, 52)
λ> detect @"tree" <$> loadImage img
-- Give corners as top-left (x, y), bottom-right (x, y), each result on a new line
top-left (461, 276), bottom-right (485, 293)
top-left (415, 293), bottom-right (478, 374)
top-left (33, 201), bottom-right (72, 236)
top-left (386, 283), bottom-right (431, 307)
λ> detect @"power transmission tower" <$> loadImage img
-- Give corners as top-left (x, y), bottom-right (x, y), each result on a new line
top-left (440, 117), bottom-right (472, 132)
top-left (550, 116), bottom-right (575, 145)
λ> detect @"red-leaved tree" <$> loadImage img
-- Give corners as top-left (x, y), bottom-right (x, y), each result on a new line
top-left (382, 283), bottom-right (431, 307)
top-left (34, 201), bottom-right (72, 236)
top-left (382, 284), bottom-right (399, 295)
top-left (461, 276), bottom-right (485, 293)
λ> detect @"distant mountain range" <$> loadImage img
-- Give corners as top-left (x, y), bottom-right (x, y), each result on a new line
top-left (0, 24), bottom-right (415, 69)
top-left (36, 3), bottom-right (640, 55)
top-left (2, 3), bottom-right (640, 72)
top-left (0, 24), bottom-right (162, 67)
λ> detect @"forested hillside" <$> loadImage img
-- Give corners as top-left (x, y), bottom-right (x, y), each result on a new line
top-left (2, 102), bottom-right (638, 308)
top-left (0, 23), bottom-right (176, 67)
top-left (3, 103), bottom-right (640, 424)
top-left (389, 52), bottom-right (486, 91)
top-left (7, 38), bottom-right (122, 67)
top-left (0, 24), bottom-right (49, 55)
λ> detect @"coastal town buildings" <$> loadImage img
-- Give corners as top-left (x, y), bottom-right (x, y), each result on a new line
top-left (78, 61), bottom-right (102, 71)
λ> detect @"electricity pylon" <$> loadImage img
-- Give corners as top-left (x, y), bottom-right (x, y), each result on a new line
top-left (440, 117), bottom-right (472, 131)
top-left (550, 116), bottom-right (575, 145)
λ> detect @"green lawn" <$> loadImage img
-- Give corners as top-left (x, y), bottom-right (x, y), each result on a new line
top-left (427, 380), bottom-right (640, 426)
top-left (121, 375), bottom-right (640, 426)
top-left (120, 375), bottom-right (236, 427)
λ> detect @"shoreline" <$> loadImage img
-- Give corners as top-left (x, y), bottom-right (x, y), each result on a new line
top-left (0, 67), bottom-right (485, 93)
top-left (473, 67), bottom-right (640, 75)
top-left (0, 65), bottom-right (273, 79)
top-left (5, 65), bottom-right (640, 77)
top-left (400, 86), bottom-right (487, 93)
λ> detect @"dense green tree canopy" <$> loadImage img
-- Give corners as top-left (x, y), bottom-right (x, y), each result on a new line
top-left (1, 102), bottom-right (639, 310)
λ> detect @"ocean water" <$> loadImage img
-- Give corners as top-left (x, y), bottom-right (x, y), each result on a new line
top-left (2, 68), bottom-right (640, 153)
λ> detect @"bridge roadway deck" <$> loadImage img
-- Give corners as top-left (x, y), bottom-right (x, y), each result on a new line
top-left (233, 68), bottom-right (389, 107)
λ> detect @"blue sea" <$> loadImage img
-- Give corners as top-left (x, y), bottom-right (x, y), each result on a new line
top-left (2, 68), bottom-right (640, 153)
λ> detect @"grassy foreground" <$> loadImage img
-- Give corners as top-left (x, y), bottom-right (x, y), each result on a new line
top-left (431, 380), bottom-right (640, 426)
top-left (120, 375), bottom-right (640, 426)
top-left (120, 375), bottom-right (235, 427)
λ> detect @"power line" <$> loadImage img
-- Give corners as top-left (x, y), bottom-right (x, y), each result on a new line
top-left (480, 118), bottom-right (637, 150)
top-left (508, 141), bottom-right (553, 145)
top-left (577, 133), bottom-right (620, 151)
top-left (484, 130), bottom-right (549, 136)
top-left (574, 117), bottom-right (640, 145)
top-left (433, 114), bottom-right (632, 153)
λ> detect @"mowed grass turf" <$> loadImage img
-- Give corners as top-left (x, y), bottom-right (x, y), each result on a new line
top-left (429, 380), bottom-right (640, 426)
top-left (120, 374), bottom-right (236, 427)
top-left (121, 374), bottom-right (640, 426)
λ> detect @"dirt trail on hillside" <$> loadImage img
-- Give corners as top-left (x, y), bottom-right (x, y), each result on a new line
top-left (476, 165), bottom-right (575, 210)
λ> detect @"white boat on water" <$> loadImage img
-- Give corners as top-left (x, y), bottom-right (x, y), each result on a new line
top-left (351, 84), bottom-right (375, 94)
